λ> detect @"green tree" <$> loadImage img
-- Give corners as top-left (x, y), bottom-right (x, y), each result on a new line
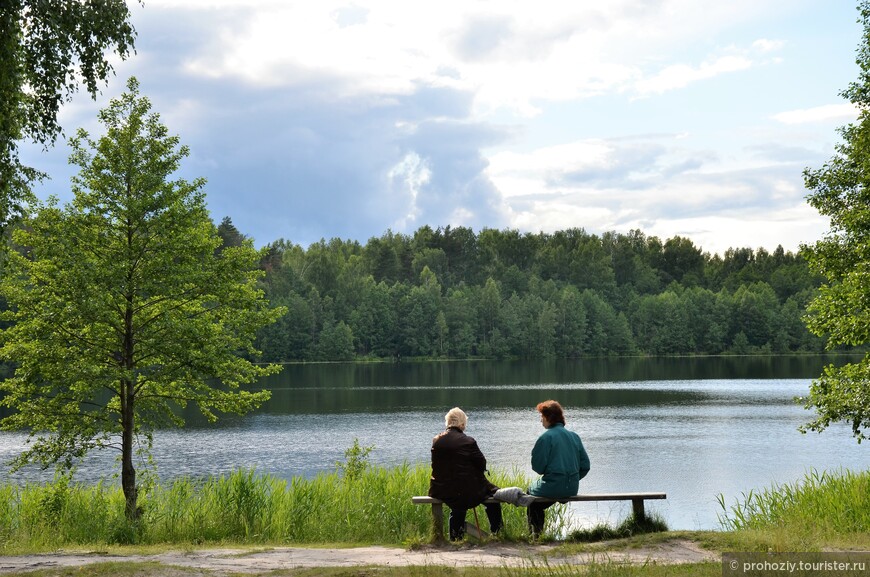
top-left (631, 291), bottom-right (692, 354)
top-left (0, 79), bottom-right (284, 518)
top-left (349, 277), bottom-right (396, 357)
top-left (216, 216), bottom-right (246, 253)
top-left (732, 282), bottom-right (779, 347)
top-left (660, 236), bottom-right (705, 286)
top-left (399, 267), bottom-right (442, 356)
top-left (443, 286), bottom-right (476, 357)
top-left (1, 1), bottom-right (138, 228)
top-left (258, 293), bottom-right (315, 361)
top-left (316, 320), bottom-right (355, 361)
top-left (681, 287), bottom-right (730, 353)
top-left (478, 277), bottom-right (502, 351)
top-left (435, 310), bottom-right (449, 356)
top-left (556, 285), bottom-right (587, 357)
top-left (799, 2), bottom-right (870, 442)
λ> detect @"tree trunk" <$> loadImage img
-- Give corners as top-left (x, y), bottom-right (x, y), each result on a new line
top-left (121, 379), bottom-right (137, 520)
top-left (122, 224), bottom-right (137, 520)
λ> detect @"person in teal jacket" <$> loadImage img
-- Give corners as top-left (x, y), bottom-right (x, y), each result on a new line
top-left (527, 399), bottom-right (590, 536)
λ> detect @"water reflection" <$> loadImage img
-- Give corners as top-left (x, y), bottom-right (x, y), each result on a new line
top-left (219, 355), bottom-right (856, 420)
top-left (259, 355), bottom-right (856, 390)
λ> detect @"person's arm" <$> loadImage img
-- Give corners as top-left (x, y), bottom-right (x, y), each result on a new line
top-left (531, 434), bottom-right (549, 474)
top-left (469, 438), bottom-right (487, 472)
top-left (576, 435), bottom-right (590, 479)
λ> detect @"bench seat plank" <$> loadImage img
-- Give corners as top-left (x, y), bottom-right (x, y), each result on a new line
top-left (413, 492), bottom-right (667, 540)
top-left (412, 492), bottom-right (666, 504)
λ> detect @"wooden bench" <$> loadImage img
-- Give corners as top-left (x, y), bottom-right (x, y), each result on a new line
top-left (412, 492), bottom-right (667, 539)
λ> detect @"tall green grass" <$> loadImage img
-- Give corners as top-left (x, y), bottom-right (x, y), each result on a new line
top-left (0, 464), bottom-right (562, 549)
top-left (717, 468), bottom-right (870, 550)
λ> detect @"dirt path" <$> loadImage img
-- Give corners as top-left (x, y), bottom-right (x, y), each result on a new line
top-left (0, 540), bottom-right (718, 574)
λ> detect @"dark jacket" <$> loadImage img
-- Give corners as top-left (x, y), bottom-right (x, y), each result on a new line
top-left (428, 427), bottom-right (498, 509)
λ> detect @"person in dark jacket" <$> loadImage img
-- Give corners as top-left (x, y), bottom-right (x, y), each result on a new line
top-left (527, 400), bottom-right (590, 537)
top-left (429, 407), bottom-right (502, 540)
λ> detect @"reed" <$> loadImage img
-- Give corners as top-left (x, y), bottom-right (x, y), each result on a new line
top-left (0, 464), bottom-right (560, 548)
top-left (717, 468), bottom-right (870, 550)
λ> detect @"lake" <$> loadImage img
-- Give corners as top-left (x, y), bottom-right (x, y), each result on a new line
top-left (1, 355), bottom-right (868, 531)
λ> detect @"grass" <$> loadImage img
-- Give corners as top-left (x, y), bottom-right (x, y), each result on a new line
top-left (0, 463), bottom-right (866, 577)
top-left (716, 468), bottom-right (870, 551)
top-left (567, 512), bottom-right (669, 543)
top-left (0, 464), bottom-right (561, 550)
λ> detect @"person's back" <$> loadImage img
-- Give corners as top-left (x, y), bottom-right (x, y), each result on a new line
top-left (527, 400), bottom-right (591, 537)
top-left (428, 407), bottom-right (501, 540)
top-left (429, 427), bottom-right (491, 508)
top-left (530, 422), bottom-right (590, 498)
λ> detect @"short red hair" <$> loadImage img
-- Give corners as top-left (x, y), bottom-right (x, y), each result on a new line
top-left (536, 400), bottom-right (565, 425)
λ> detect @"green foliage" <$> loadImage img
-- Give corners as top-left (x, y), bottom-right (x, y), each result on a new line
top-left (0, 464), bottom-right (541, 547)
top-left (253, 224), bottom-right (826, 362)
top-left (0, 0), bottom-right (138, 228)
top-left (717, 469), bottom-right (870, 550)
top-left (0, 78), bottom-right (284, 518)
top-left (799, 1), bottom-right (870, 442)
top-left (335, 438), bottom-right (375, 480)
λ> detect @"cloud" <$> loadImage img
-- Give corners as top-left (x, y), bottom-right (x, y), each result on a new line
top-left (634, 55), bottom-right (754, 95)
top-left (332, 4), bottom-right (369, 28)
top-left (386, 152), bottom-right (430, 230)
top-left (745, 143), bottom-right (821, 163)
top-left (488, 137), bottom-right (714, 197)
top-left (627, 206), bottom-right (828, 256)
top-left (752, 38), bottom-right (785, 52)
top-left (772, 103), bottom-right (858, 125)
top-left (144, 0), bottom-right (785, 115)
top-left (20, 5), bottom-right (513, 248)
top-left (450, 15), bottom-right (516, 62)
top-left (18, 0), bottom-right (841, 258)
top-left (191, 81), bottom-right (512, 245)
top-left (486, 131), bottom-right (826, 254)
top-left (633, 36), bottom-right (784, 97)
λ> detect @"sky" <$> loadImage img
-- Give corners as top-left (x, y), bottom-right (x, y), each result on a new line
top-left (20, 0), bottom-right (866, 256)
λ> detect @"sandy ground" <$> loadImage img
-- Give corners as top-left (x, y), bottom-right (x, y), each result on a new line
top-left (0, 540), bottom-right (719, 574)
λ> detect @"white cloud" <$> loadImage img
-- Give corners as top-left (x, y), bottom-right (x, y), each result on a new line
top-left (633, 37), bottom-right (785, 96)
top-left (484, 130), bottom-right (827, 254)
top-left (622, 205), bottom-right (829, 256)
top-left (511, 201), bottom-right (613, 233)
top-left (162, 0), bottom-right (782, 114)
top-left (487, 141), bottom-right (611, 197)
top-left (772, 103), bottom-right (858, 125)
top-left (752, 38), bottom-right (785, 52)
top-left (634, 55), bottom-right (753, 95)
top-left (387, 152), bottom-right (431, 230)
top-left (40, 0), bottom-right (837, 255)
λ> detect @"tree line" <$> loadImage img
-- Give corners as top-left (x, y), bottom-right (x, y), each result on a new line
top-left (213, 221), bottom-right (835, 361)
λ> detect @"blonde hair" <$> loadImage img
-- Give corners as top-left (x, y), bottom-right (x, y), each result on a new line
top-left (445, 407), bottom-right (468, 430)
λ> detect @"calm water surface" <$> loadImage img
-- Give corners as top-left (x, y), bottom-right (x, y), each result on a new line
top-left (1, 356), bottom-right (867, 530)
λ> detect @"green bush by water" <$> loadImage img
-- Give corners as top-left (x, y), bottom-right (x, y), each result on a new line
top-left (0, 464), bottom-right (560, 549)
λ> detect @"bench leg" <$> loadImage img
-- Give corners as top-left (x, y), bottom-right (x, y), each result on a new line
top-left (632, 498), bottom-right (646, 520)
top-left (432, 502), bottom-right (445, 542)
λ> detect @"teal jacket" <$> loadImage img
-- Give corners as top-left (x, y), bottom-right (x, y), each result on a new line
top-left (529, 423), bottom-right (590, 498)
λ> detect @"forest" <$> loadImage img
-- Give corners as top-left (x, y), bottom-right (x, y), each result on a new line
top-left (213, 220), bottom-right (836, 361)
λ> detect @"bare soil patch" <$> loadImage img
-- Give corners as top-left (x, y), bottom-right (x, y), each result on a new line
top-left (0, 540), bottom-right (718, 574)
